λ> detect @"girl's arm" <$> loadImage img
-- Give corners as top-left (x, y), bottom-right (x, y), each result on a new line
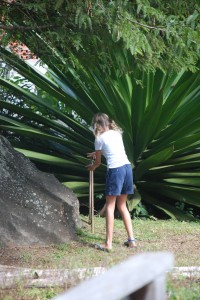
top-left (86, 150), bottom-right (101, 171)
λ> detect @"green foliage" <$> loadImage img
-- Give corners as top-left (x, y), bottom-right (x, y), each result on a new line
top-left (0, 0), bottom-right (199, 73)
top-left (0, 44), bottom-right (199, 220)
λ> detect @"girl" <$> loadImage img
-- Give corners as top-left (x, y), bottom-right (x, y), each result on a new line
top-left (86, 113), bottom-right (136, 252)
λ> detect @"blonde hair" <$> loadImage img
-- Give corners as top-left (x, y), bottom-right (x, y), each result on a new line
top-left (91, 113), bottom-right (122, 136)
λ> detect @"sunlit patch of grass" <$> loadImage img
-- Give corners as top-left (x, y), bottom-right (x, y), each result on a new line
top-left (27, 287), bottom-right (62, 299)
top-left (167, 274), bottom-right (200, 300)
top-left (19, 252), bottom-right (33, 263)
top-left (0, 286), bottom-right (64, 300)
top-left (54, 243), bottom-right (70, 252)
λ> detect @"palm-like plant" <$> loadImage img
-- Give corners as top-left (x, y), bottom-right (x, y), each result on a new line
top-left (0, 46), bottom-right (200, 220)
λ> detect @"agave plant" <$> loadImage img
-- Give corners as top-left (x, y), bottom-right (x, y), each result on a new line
top-left (0, 46), bottom-right (200, 220)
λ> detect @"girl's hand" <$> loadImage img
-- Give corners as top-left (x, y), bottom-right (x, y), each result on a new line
top-left (87, 152), bottom-right (96, 160)
top-left (86, 164), bottom-right (96, 171)
top-left (86, 150), bottom-right (101, 171)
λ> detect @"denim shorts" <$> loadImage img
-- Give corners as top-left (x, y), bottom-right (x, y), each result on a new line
top-left (105, 164), bottom-right (134, 196)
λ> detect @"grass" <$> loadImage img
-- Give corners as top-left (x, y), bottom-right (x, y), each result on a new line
top-left (167, 274), bottom-right (200, 300)
top-left (0, 287), bottom-right (62, 300)
top-left (0, 215), bottom-right (199, 299)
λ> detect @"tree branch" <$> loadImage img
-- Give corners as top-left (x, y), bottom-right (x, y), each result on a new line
top-left (125, 17), bottom-right (166, 31)
top-left (0, 24), bottom-right (54, 31)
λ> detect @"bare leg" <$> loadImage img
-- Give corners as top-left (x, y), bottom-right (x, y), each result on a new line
top-left (95, 196), bottom-right (116, 250)
top-left (117, 194), bottom-right (136, 247)
top-left (105, 196), bottom-right (116, 249)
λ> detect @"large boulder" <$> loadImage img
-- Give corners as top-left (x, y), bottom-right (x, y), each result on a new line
top-left (0, 135), bottom-right (81, 246)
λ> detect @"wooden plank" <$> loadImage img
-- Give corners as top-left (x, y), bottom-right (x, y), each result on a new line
top-left (54, 252), bottom-right (174, 300)
top-left (0, 265), bottom-right (106, 289)
top-left (171, 266), bottom-right (200, 278)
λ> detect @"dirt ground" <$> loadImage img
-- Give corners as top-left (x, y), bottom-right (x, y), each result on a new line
top-left (0, 218), bottom-right (200, 299)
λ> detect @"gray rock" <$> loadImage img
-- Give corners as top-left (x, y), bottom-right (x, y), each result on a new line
top-left (0, 135), bottom-right (81, 246)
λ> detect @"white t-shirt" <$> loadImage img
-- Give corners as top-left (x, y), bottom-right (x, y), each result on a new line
top-left (95, 130), bottom-right (130, 168)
